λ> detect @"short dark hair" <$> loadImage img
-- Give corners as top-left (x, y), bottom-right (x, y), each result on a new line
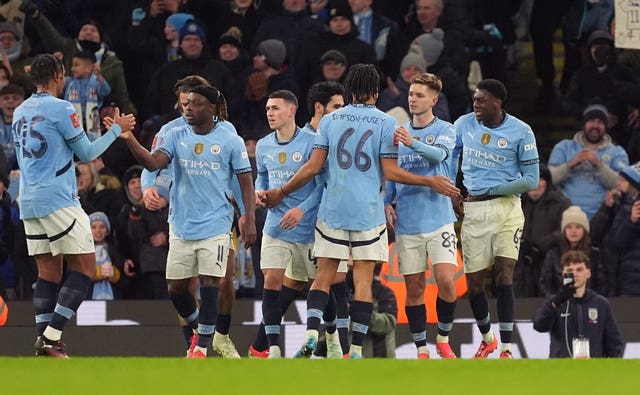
top-left (0, 83), bottom-right (25, 98)
top-left (174, 75), bottom-right (211, 97)
top-left (307, 81), bottom-right (345, 115)
top-left (344, 64), bottom-right (379, 104)
top-left (477, 79), bottom-right (507, 104)
top-left (72, 50), bottom-right (97, 64)
top-left (268, 89), bottom-right (298, 108)
top-left (30, 54), bottom-right (65, 86)
top-left (561, 250), bottom-right (591, 269)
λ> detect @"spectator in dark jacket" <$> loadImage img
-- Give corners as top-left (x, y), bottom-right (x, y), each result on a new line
top-left (142, 21), bottom-right (234, 122)
top-left (539, 206), bottom-right (608, 297)
top-left (238, 38), bottom-right (301, 133)
top-left (516, 163), bottom-right (572, 297)
top-left (295, 5), bottom-right (378, 98)
top-left (534, 250), bottom-right (624, 358)
top-left (563, 30), bottom-right (639, 147)
top-left (590, 165), bottom-right (639, 296)
top-left (609, 162), bottom-right (640, 296)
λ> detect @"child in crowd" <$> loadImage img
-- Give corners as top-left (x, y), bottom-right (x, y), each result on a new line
top-left (89, 211), bottom-right (123, 300)
top-left (64, 51), bottom-right (111, 140)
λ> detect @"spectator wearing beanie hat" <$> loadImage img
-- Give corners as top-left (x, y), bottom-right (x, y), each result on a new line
top-left (539, 205), bottom-right (608, 297)
top-left (608, 162), bottom-right (640, 295)
top-left (239, 38), bottom-right (301, 132)
top-left (320, 49), bottom-right (347, 83)
top-left (410, 28), bottom-right (470, 120)
top-left (89, 211), bottom-right (126, 300)
top-left (217, 27), bottom-right (252, 80)
top-left (179, 21), bottom-right (207, 58)
top-left (165, 13), bottom-right (195, 61)
top-left (295, 2), bottom-right (377, 98)
top-left (518, 163), bottom-right (572, 297)
top-left (378, 48), bottom-right (451, 122)
top-left (0, 22), bottom-right (33, 94)
top-left (143, 18), bottom-right (234, 121)
top-left (255, 39), bottom-right (286, 71)
top-left (549, 102), bottom-right (629, 219)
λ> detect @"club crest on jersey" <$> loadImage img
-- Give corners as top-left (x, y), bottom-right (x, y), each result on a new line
top-left (194, 143), bottom-right (204, 155)
top-left (211, 144), bottom-right (221, 154)
top-left (278, 152), bottom-right (287, 164)
top-left (481, 133), bottom-right (491, 145)
top-left (425, 135), bottom-right (436, 144)
top-left (497, 138), bottom-right (508, 148)
top-left (292, 151), bottom-right (303, 162)
top-left (588, 308), bottom-right (598, 323)
top-left (70, 112), bottom-right (80, 128)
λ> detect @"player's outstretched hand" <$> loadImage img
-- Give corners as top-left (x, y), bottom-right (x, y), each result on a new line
top-left (262, 188), bottom-right (285, 208)
top-left (113, 107), bottom-right (136, 132)
top-left (427, 176), bottom-right (460, 197)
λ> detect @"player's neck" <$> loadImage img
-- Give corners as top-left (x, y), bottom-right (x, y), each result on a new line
top-left (36, 82), bottom-right (57, 96)
top-left (482, 110), bottom-right (505, 128)
top-left (276, 122), bottom-right (297, 142)
top-left (309, 114), bottom-right (322, 131)
top-left (412, 111), bottom-right (435, 128)
top-left (192, 119), bottom-right (216, 134)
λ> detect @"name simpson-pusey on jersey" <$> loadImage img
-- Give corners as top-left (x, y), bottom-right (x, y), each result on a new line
top-left (331, 113), bottom-right (385, 124)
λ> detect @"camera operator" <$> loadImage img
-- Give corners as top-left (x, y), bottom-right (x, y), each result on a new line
top-left (533, 250), bottom-right (624, 358)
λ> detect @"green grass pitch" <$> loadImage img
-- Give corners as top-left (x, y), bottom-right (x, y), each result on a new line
top-left (0, 358), bottom-right (637, 394)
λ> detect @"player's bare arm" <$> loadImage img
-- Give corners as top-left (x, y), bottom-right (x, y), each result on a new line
top-left (118, 130), bottom-right (170, 171)
top-left (381, 158), bottom-right (460, 197)
top-left (237, 172), bottom-right (257, 246)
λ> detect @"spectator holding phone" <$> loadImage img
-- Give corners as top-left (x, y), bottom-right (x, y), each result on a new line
top-left (533, 250), bottom-right (623, 358)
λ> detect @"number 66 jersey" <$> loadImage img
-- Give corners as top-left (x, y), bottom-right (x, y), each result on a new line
top-left (12, 93), bottom-right (87, 219)
top-left (315, 103), bottom-right (397, 231)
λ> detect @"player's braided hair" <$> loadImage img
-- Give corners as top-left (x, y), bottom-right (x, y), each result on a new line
top-left (189, 85), bottom-right (228, 121)
top-left (30, 54), bottom-right (65, 87)
top-left (307, 81), bottom-right (345, 115)
top-left (344, 64), bottom-right (379, 104)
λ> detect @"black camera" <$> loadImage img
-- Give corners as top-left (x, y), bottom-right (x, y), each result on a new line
top-left (562, 272), bottom-right (575, 287)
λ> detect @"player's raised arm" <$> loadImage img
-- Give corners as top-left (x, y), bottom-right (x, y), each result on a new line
top-left (118, 126), bottom-right (170, 171)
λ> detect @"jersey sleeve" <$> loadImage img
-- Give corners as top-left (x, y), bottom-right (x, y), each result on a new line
top-left (315, 116), bottom-right (330, 150)
top-left (255, 139), bottom-right (269, 191)
top-left (154, 127), bottom-right (175, 161)
top-left (518, 126), bottom-right (540, 167)
top-left (230, 135), bottom-right (252, 174)
top-left (380, 117), bottom-right (398, 158)
top-left (59, 102), bottom-right (85, 141)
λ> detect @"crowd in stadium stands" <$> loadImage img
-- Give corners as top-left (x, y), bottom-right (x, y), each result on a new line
top-left (0, 0), bottom-right (638, 307)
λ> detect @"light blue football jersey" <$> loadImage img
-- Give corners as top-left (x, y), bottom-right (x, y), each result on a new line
top-left (315, 104), bottom-right (397, 230)
top-left (385, 118), bottom-right (457, 234)
top-left (455, 112), bottom-right (539, 195)
top-left (12, 93), bottom-right (88, 219)
top-left (141, 116), bottom-right (246, 213)
top-left (256, 128), bottom-right (322, 244)
top-left (154, 121), bottom-right (251, 240)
